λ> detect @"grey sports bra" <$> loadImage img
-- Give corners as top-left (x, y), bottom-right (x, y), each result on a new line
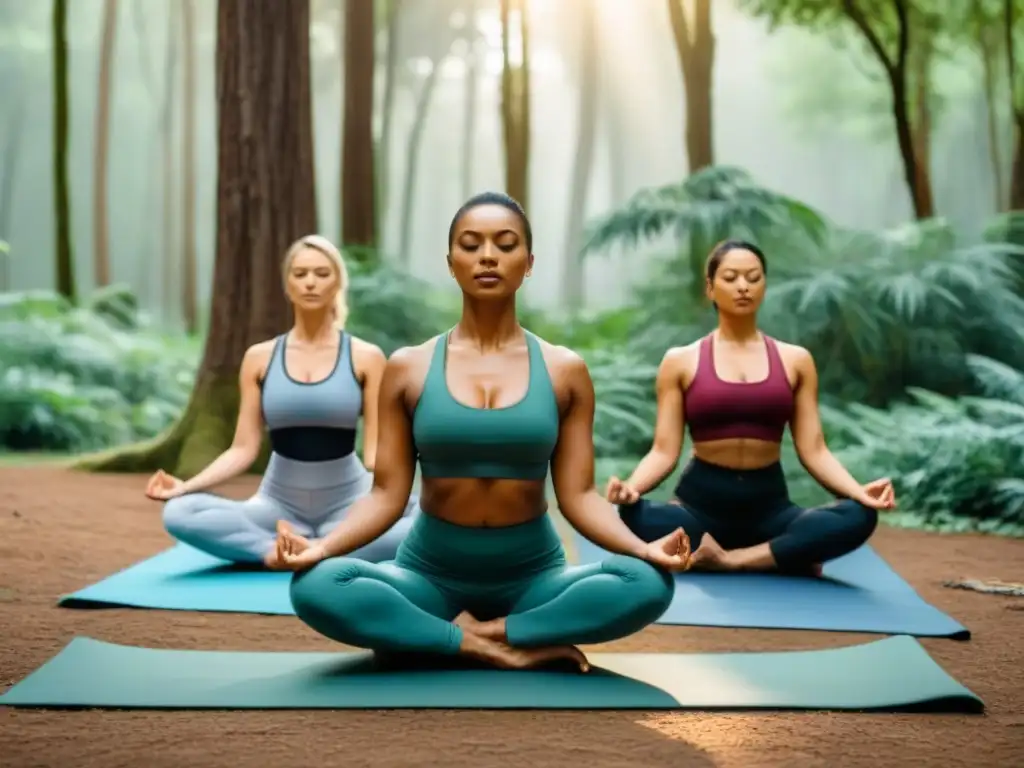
top-left (260, 331), bottom-right (363, 462)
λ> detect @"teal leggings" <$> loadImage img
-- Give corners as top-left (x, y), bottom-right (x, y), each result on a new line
top-left (290, 513), bottom-right (674, 655)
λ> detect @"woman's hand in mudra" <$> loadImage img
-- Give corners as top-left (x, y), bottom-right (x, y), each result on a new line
top-left (268, 520), bottom-right (327, 571)
top-left (642, 528), bottom-right (692, 572)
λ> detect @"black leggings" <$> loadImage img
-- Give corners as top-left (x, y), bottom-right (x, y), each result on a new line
top-left (619, 457), bottom-right (878, 572)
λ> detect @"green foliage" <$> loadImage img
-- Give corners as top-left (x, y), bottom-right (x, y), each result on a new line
top-left (346, 258), bottom-right (455, 354)
top-left (85, 282), bottom-right (142, 330)
top-left (582, 166), bottom-right (828, 309)
top-left (583, 166), bottom-right (1024, 408)
top-left (583, 346), bottom-right (659, 459)
top-left (817, 360), bottom-right (1024, 533)
top-left (0, 290), bottom-right (197, 453)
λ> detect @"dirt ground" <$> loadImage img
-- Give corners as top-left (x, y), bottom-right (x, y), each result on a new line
top-left (0, 466), bottom-right (1023, 768)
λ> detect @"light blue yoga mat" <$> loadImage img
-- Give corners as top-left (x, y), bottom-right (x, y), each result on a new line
top-left (59, 544), bottom-right (294, 615)
top-left (0, 635), bottom-right (984, 712)
top-left (574, 536), bottom-right (969, 639)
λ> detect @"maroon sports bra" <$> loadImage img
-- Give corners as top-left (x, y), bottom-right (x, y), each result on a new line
top-left (683, 333), bottom-right (795, 443)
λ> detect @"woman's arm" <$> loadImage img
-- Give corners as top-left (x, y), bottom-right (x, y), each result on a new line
top-left (551, 352), bottom-right (650, 559)
top-left (351, 337), bottom-right (387, 471)
top-left (624, 348), bottom-right (687, 495)
top-left (310, 349), bottom-right (418, 560)
top-left (790, 348), bottom-right (869, 502)
top-left (178, 344), bottom-right (266, 493)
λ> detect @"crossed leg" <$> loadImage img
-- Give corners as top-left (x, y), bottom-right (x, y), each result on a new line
top-left (289, 553), bottom-right (674, 670)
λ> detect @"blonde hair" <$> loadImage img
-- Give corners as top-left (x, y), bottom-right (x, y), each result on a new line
top-left (281, 235), bottom-right (350, 329)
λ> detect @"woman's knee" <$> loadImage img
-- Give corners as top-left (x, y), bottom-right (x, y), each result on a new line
top-left (289, 557), bottom-right (380, 626)
top-left (601, 554), bottom-right (675, 615)
top-left (161, 494), bottom-right (201, 535)
top-left (834, 499), bottom-right (879, 544)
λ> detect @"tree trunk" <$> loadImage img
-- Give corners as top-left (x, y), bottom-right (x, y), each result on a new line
top-left (977, 17), bottom-right (1007, 210)
top-left (1010, 122), bottom-right (1024, 211)
top-left (0, 82), bottom-right (27, 291)
top-left (841, 0), bottom-right (934, 220)
top-left (161, 1), bottom-right (179, 324)
top-left (500, 0), bottom-right (530, 211)
top-left (131, 0), bottom-right (159, 300)
top-left (666, 0), bottom-right (715, 173)
top-left (378, 0), bottom-right (403, 222)
top-left (181, 0), bottom-right (198, 333)
top-left (560, 0), bottom-right (598, 312)
top-left (92, 0), bottom-right (118, 290)
top-left (52, 0), bottom-right (76, 302)
top-left (79, 0), bottom-right (318, 477)
top-left (340, 0), bottom-right (377, 255)
top-left (398, 59), bottom-right (444, 265)
top-left (461, 1), bottom-right (480, 201)
top-left (1005, 0), bottom-right (1024, 210)
top-left (908, 30), bottom-right (935, 220)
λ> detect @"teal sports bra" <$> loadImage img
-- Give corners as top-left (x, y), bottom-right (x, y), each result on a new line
top-left (412, 330), bottom-right (560, 480)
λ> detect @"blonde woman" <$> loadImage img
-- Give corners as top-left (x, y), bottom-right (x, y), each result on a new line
top-left (146, 235), bottom-right (419, 569)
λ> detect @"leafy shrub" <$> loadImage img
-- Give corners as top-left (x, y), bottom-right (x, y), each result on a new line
top-left (810, 357), bottom-right (1024, 534)
top-left (0, 291), bottom-right (197, 453)
top-left (346, 259), bottom-right (456, 355)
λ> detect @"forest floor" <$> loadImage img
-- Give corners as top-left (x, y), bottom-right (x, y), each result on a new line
top-left (1, 466), bottom-right (1023, 768)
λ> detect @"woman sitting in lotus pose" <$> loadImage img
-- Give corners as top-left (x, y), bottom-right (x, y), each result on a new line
top-left (146, 235), bottom-right (418, 568)
top-left (273, 192), bottom-right (689, 672)
top-left (606, 240), bottom-right (896, 576)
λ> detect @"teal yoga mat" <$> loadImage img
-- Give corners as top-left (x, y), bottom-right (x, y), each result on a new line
top-left (58, 545), bottom-right (293, 615)
top-left (0, 635), bottom-right (983, 712)
top-left (574, 536), bottom-right (969, 639)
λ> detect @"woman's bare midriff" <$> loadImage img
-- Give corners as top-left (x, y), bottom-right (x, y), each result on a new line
top-left (418, 477), bottom-right (549, 527)
top-left (691, 437), bottom-right (782, 471)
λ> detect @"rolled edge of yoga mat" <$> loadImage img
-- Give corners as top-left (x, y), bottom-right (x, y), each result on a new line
top-left (0, 635), bottom-right (984, 713)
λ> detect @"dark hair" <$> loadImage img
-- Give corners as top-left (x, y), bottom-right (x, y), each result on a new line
top-left (448, 191), bottom-right (533, 252)
top-left (705, 239), bottom-right (767, 281)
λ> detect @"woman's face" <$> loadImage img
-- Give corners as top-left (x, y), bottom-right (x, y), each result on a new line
top-left (706, 248), bottom-right (766, 315)
top-left (448, 204), bottom-right (533, 299)
top-left (284, 246), bottom-right (340, 313)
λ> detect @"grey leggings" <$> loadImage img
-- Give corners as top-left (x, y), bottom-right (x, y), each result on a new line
top-left (163, 452), bottom-right (418, 564)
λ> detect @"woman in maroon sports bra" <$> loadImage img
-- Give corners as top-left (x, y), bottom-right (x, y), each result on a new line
top-left (606, 240), bottom-right (897, 575)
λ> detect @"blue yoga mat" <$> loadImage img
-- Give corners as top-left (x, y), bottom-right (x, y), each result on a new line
top-left (573, 535), bottom-right (969, 639)
top-left (59, 544), bottom-right (294, 615)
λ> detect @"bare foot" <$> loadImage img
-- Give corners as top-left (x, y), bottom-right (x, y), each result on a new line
top-left (454, 611), bottom-right (506, 641)
top-left (688, 533), bottom-right (735, 572)
top-left (460, 633), bottom-right (590, 673)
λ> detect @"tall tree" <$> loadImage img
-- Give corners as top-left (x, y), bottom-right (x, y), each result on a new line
top-left (666, 0), bottom-right (715, 173)
top-left (0, 79), bottom-right (27, 291)
top-left (561, 0), bottom-right (599, 311)
top-left (81, 0), bottom-right (318, 477)
top-left (160, 1), bottom-right (180, 323)
top-left (461, 0), bottom-right (481, 201)
top-left (500, 0), bottom-right (530, 210)
top-left (341, 0), bottom-right (377, 254)
top-left (52, 0), bottom-right (76, 301)
top-left (93, 0), bottom-right (119, 289)
top-left (181, 0), bottom-right (198, 333)
top-left (1004, 0), bottom-right (1024, 211)
top-left (398, 14), bottom-right (456, 264)
top-left (739, 0), bottom-right (938, 219)
top-left (378, 0), bottom-right (404, 221)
